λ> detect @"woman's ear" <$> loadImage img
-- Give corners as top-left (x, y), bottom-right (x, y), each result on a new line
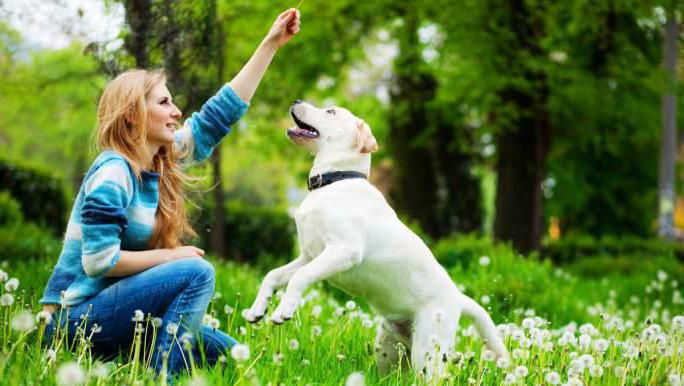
top-left (356, 119), bottom-right (379, 154)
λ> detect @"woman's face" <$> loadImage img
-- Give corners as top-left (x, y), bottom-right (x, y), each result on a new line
top-left (145, 82), bottom-right (182, 147)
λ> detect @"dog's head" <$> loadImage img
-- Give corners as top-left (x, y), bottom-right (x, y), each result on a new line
top-left (287, 100), bottom-right (378, 155)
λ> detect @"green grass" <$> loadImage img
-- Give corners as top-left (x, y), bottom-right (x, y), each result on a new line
top-left (0, 242), bottom-right (682, 385)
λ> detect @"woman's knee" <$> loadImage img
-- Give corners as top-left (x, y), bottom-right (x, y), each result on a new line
top-left (175, 257), bottom-right (215, 285)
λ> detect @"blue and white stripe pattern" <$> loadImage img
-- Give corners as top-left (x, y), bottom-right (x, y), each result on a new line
top-left (40, 85), bottom-right (248, 306)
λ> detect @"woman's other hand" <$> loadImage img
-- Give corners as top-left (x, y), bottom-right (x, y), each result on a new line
top-left (264, 8), bottom-right (301, 49)
top-left (167, 245), bottom-right (205, 261)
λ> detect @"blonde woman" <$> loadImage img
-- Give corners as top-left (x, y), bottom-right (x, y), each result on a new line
top-left (39, 8), bottom-right (300, 377)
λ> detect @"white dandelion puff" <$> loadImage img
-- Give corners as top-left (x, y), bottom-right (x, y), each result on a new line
top-left (131, 310), bottom-right (144, 322)
top-left (1, 293), bottom-right (14, 306)
top-left (230, 344), bottom-right (250, 362)
top-left (92, 363), bottom-right (109, 379)
top-left (4, 277), bottom-right (19, 292)
top-left (289, 339), bottom-right (299, 350)
top-left (208, 317), bottom-right (220, 330)
top-left (481, 349), bottom-right (496, 362)
top-left (56, 362), bottom-right (86, 386)
top-left (36, 311), bottom-right (53, 325)
top-left (362, 319), bottom-right (373, 329)
top-left (45, 348), bottom-right (57, 362)
top-left (545, 371), bottom-right (561, 385)
top-left (166, 322), bottom-right (179, 336)
top-left (514, 365), bottom-right (529, 378)
top-left (496, 356), bottom-right (511, 369)
top-left (152, 317), bottom-right (163, 328)
top-left (0, 269), bottom-right (7, 282)
top-left (224, 305), bottom-right (234, 315)
top-left (345, 372), bottom-right (365, 386)
top-left (312, 325), bottom-right (322, 336)
top-left (480, 295), bottom-right (490, 305)
top-left (311, 305), bottom-right (322, 318)
top-left (502, 373), bottom-right (517, 385)
top-left (479, 256), bottom-right (490, 266)
top-left (11, 310), bottom-right (35, 332)
top-left (345, 300), bottom-right (356, 310)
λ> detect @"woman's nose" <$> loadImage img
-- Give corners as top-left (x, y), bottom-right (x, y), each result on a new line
top-left (171, 105), bottom-right (182, 119)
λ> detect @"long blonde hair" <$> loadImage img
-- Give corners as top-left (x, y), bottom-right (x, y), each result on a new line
top-left (95, 69), bottom-right (196, 248)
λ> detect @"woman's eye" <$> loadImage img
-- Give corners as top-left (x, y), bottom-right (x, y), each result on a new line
top-left (326, 109), bottom-right (336, 115)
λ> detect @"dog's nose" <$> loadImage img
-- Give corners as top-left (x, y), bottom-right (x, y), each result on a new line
top-left (293, 99), bottom-right (303, 105)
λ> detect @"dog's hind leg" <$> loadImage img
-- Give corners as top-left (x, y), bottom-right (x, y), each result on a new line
top-left (410, 304), bottom-right (459, 383)
top-left (374, 319), bottom-right (411, 376)
top-left (459, 294), bottom-right (508, 359)
top-left (243, 256), bottom-right (308, 323)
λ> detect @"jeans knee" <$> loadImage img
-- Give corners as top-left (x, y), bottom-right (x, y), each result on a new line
top-left (179, 257), bottom-right (215, 286)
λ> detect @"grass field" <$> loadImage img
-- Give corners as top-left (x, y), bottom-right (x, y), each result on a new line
top-left (0, 239), bottom-right (682, 385)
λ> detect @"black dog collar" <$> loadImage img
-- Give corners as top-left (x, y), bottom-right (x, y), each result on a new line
top-left (308, 171), bottom-right (367, 191)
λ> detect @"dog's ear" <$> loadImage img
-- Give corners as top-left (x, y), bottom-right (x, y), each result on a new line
top-left (356, 120), bottom-right (379, 154)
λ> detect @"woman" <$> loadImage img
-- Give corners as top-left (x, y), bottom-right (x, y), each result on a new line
top-left (39, 7), bottom-right (300, 377)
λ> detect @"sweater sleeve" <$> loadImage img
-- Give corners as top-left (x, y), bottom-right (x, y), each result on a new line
top-left (80, 160), bottom-right (133, 278)
top-left (174, 84), bottom-right (249, 164)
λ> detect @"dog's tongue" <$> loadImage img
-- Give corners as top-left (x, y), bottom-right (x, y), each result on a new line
top-left (287, 127), bottom-right (319, 138)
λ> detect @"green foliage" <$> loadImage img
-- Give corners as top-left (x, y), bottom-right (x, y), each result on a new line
top-left (542, 234), bottom-right (684, 264)
top-left (0, 191), bottom-right (23, 226)
top-left (0, 222), bottom-right (61, 262)
top-left (193, 200), bottom-right (296, 263)
top-left (0, 159), bottom-right (68, 235)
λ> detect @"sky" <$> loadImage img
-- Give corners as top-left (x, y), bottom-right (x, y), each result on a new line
top-left (1, 0), bottom-right (124, 51)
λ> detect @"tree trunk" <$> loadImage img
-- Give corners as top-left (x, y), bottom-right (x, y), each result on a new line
top-left (122, 0), bottom-right (152, 68)
top-left (493, 0), bottom-right (550, 253)
top-left (658, 10), bottom-right (678, 240)
top-left (388, 6), bottom-right (441, 237)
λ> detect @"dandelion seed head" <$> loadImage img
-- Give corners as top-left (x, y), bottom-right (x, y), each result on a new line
top-left (152, 317), bottom-right (163, 328)
top-left (496, 356), bottom-right (511, 369)
top-left (514, 365), bottom-right (529, 378)
top-left (230, 344), bottom-right (250, 362)
top-left (545, 370), bottom-right (561, 385)
top-left (502, 373), bottom-right (516, 385)
top-left (312, 325), bottom-right (322, 336)
top-left (481, 349), bottom-right (496, 362)
top-left (45, 349), bottom-right (57, 363)
top-left (480, 295), bottom-right (490, 305)
top-left (0, 269), bottom-right (7, 282)
top-left (479, 256), bottom-right (490, 266)
top-left (208, 317), bottom-right (220, 330)
top-left (36, 310), bottom-right (53, 325)
top-left (289, 339), bottom-right (299, 350)
top-left (56, 362), bottom-right (86, 386)
top-left (224, 305), bottom-right (234, 315)
top-left (238, 326), bottom-right (247, 335)
top-left (345, 300), bottom-right (356, 310)
top-left (590, 364), bottom-right (604, 378)
top-left (344, 371), bottom-right (365, 386)
top-left (4, 277), bottom-right (19, 292)
top-left (131, 310), bottom-right (144, 322)
top-left (1, 293), bottom-right (14, 306)
top-left (166, 322), bottom-right (179, 336)
top-left (11, 310), bottom-right (35, 332)
top-left (362, 319), bottom-right (373, 328)
top-left (311, 305), bottom-right (322, 318)
top-left (272, 352), bottom-right (284, 365)
top-left (92, 363), bottom-right (109, 379)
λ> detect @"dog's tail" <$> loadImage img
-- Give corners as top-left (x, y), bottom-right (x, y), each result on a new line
top-left (459, 294), bottom-right (508, 359)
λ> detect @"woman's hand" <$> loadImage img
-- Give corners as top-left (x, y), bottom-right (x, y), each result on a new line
top-left (263, 8), bottom-right (301, 49)
top-left (166, 245), bottom-right (205, 261)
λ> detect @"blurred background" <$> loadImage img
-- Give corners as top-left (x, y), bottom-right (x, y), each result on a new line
top-left (0, 0), bottom-right (683, 270)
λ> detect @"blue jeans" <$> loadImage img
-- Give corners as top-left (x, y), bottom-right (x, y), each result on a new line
top-left (45, 257), bottom-right (236, 377)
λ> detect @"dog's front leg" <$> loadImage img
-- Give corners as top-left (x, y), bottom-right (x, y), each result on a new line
top-left (243, 256), bottom-right (308, 323)
top-left (271, 245), bottom-right (361, 324)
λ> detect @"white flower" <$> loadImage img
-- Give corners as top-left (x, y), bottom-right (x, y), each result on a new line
top-left (578, 334), bottom-right (591, 349)
top-left (658, 270), bottom-right (668, 282)
top-left (272, 352), bottom-right (283, 365)
top-left (36, 311), bottom-right (53, 325)
top-left (152, 317), bottom-right (163, 328)
top-left (480, 295), bottom-right (490, 305)
top-left (238, 326), bottom-right (247, 335)
top-left (672, 315), bottom-right (684, 331)
top-left (11, 310), bottom-right (35, 332)
top-left (208, 317), bottom-right (220, 330)
top-left (345, 300), bottom-right (356, 310)
top-left (289, 339), bottom-right (299, 350)
top-left (186, 375), bottom-right (208, 386)
top-left (4, 277), bottom-right (19, 292)
top-left (0, 269), bottom-right (7, 282)
top-left (345, 372), bottom-right (365, 386)
top-left (514, 365), bottom-right (529, 378)
top-left (589, 365), bottom-right (604, 378)
top-left (44, 349), bottom-right (57, 362)
top-left (522, 318), bottom-right (535, 329)
top-left (311, 305), bottom-right (322, 318)
top-left (512, 348), bottom-right (529, 360)
top-left (312, 325), bottom-right (322, 336)
top-left (668, 373), bottom-right (682, 386)
top-left (56, 362), bottom-right (86, 385)
top-left (549, 51), bottom-right (568, 63)
top-left (481, 349), bottom-right (496, 362)
top-left (203, 314), bottom-right (213, 325)
top-left (166, 322), bottom-right (179, 336)
top-left (362, 319), bottom-right (373, 329)
top-left (135, 323), bottom-right (144, 334)
top-left (92, 362), bottom-right (109, 379)
top-left (496, 356), bottom-right (511, 369)
top-left (479, 256), bottom-right (490, 266)
top-left (334, 307), bottom-right (345, 318)
top-left (614, 366), bottom-right (627, 377)
top-left (230, 344), bottom-right (250, 362)
top-left (502, 373), bottom-right (517, 385)
top-left (593, 338), bottom-right (609, 353)
top-left (131, 310), bottom-right (144, 322)
top-left (224, 305), bottom-right (234, 315)
top-left (545, 371), bottom-right (561, 385)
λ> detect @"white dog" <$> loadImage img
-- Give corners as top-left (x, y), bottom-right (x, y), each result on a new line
top-left (242, 100), bottom-right (508, 379)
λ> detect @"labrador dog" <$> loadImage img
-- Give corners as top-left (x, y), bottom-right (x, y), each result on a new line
top-left (242, 100), bottom-right (508, 379)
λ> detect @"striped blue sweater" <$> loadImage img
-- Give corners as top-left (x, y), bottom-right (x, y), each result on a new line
top-left (40, 84), bottom-right (248, 306)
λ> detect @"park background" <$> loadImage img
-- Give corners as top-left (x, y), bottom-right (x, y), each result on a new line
top-left (0, 0), bottom-right (683, 385)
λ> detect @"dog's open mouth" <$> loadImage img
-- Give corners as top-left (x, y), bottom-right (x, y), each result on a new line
top-left (287, 111), bottom-right (320, 139)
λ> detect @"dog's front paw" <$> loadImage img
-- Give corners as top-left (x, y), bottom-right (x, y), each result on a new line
top-left (241, 308), bottom-right (265, 324)
top-left (270, 304), bottom-right (296, 325)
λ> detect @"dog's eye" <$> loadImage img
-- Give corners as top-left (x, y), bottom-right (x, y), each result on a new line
top-left (326, 109), bottom-right (336, 115)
